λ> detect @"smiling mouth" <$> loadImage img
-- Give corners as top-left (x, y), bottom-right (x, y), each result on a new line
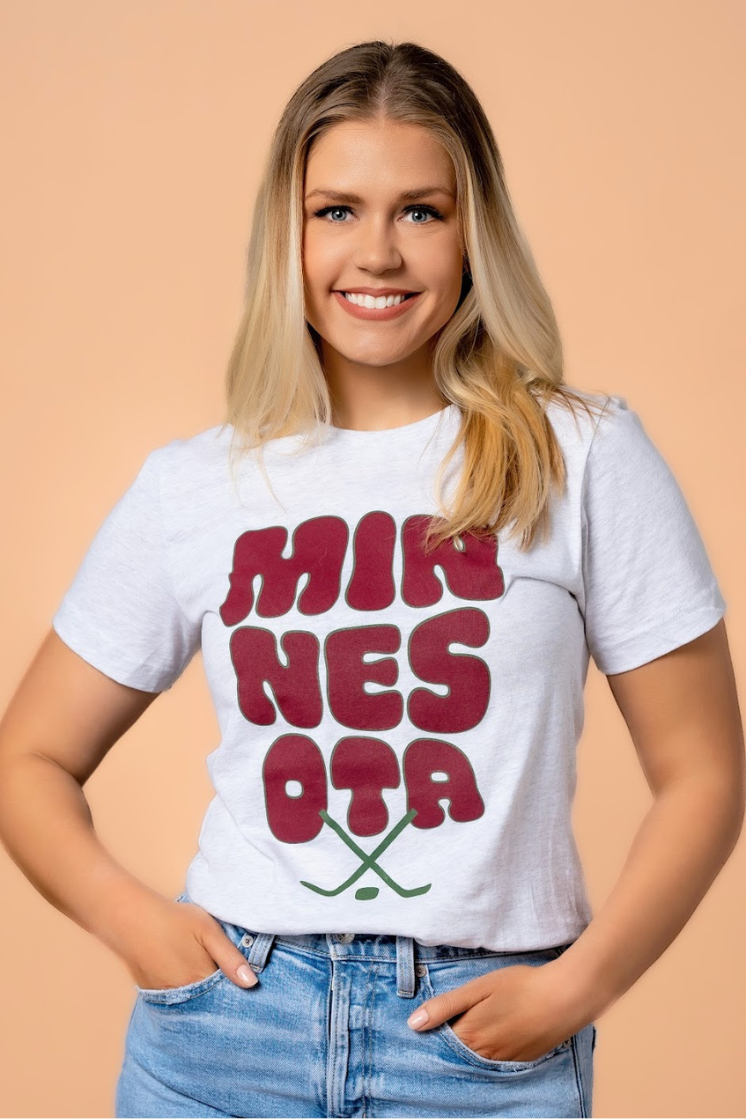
top-left (338, 291), bottom-right (419, 308)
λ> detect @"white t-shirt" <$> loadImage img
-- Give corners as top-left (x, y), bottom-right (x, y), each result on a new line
top-left (51, 391), bottom-right (726, 951)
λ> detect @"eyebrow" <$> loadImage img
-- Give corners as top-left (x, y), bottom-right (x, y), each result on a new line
top-left (305, 186), bottom-right (455, 203)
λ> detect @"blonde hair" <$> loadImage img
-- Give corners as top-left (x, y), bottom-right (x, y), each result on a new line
top-left (220, 39), bottom-right (610, 552)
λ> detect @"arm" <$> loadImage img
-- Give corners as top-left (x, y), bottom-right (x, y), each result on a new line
top-left (0, 628), bottom-right (164, 952)
top-left (550, 616), bottom-right (745, 1020)
top-left (407, 619), bottom-right (745, 1055)
top-left (0, 628), bottom-right (255, 988)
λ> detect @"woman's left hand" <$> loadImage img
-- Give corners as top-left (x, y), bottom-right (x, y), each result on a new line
top-left (406, 959), bottom-right (590, 1063)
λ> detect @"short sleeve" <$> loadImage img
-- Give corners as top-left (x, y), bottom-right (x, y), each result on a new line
top-left (51, 448), bottom-right (201, 692)
top-left (581, 396), bottom-right (727, 675)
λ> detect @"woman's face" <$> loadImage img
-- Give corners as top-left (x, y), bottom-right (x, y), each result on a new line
top-left (302, 118), bottom-right (464, 373)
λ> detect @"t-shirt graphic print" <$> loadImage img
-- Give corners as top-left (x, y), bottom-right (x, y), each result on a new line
top-left (219, 510), bottom-right (503, 904)
top-left (51, 395), bottom-right (727, 951)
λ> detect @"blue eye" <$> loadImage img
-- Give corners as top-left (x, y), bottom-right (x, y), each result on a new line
top-left (403, 205), bottom-right (443, 223)
top-left (315, 206), bottom-right (351, 222)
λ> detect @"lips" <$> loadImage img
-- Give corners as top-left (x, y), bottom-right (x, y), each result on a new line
top-left (333, 289), bottom-right (423, 320)
top-left (335, 291), bottom-right (418, 298)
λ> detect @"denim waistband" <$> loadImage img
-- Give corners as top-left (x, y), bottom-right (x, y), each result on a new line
top-left (176, 891), bottom-right (572, 1001)
top-left (225, 926), bottom-right (572, 1001)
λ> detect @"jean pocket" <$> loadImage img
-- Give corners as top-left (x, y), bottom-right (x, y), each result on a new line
top-left (419, 951), bottom-right (574, 1074)
top-left (135, 966), bottom-right (227, 1005)
top-left (135, 891), bottom-right (253, 1005)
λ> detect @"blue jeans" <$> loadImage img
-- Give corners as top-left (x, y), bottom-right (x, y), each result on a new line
top-left (115, 890), bottom-right (596, 1118)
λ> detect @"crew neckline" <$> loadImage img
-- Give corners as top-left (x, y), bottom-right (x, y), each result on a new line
top-left (322, 403), bottom-right (457, 439)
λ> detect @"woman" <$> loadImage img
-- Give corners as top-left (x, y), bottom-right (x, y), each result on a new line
top-left (0, 39), bottom-right (742, 1119)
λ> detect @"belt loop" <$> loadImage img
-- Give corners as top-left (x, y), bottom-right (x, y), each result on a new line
top-left (396, 935), bottom-right (416, 998)
top-left (245, 931), bottom-right (276, 973)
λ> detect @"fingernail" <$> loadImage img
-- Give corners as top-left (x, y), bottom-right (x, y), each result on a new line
top-left (238, 964), bottom-right (258, 986)
top-left (407, 1008), bottom-right (429, 1029)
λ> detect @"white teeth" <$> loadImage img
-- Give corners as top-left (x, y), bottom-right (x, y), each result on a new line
top-left (343, 292), bottom-right (408, 308)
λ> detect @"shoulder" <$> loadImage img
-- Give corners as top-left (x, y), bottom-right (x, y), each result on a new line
top-left (152, 422), bottom-right (230, 461)
top-left (543, 386), bottom-right (628, 457)
top-left (130, 425), bottom-right (235, 531)
top-left (147, 422), bottom-right (232, 481)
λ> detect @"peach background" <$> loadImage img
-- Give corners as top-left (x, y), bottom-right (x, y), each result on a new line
top-left (1, 2), bottom-right (744, 1116)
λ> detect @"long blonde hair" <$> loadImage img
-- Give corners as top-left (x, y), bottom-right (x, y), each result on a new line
top-left (220, 39), bottom-right (609, 553)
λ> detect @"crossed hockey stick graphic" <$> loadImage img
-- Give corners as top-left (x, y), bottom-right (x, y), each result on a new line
top-left (300, 806), bottom-right (432, 899)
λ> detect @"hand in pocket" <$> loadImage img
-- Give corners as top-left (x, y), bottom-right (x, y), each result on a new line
top-left (113, 893), bottom-right (258, 991)
top-left (409, 960), bottom-right (584, 1064)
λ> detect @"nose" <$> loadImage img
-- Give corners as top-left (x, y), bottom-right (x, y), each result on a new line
top-left (352, 214), bottom-right (403, 273)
